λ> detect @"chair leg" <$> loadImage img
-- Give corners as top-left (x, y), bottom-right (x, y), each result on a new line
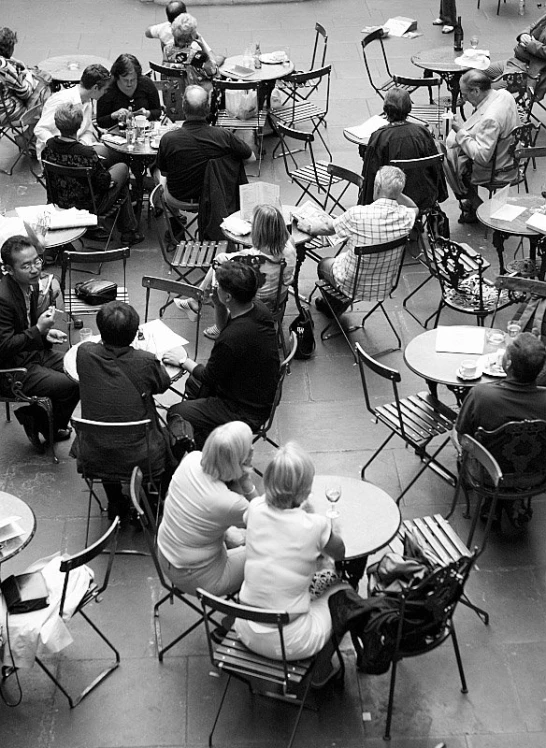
top-left (402, 274), bottom-right (434, 328)
top-left (450, 625), bottom-right (468, 694)
top-left (209, 673), bottom-right (232, 747)
top-left (397, 435), bottom-right (456, 502)
top-left (384, 656), bottom-right (399, 740)
top-left (361, 432), bottom-right (396, 480)
top-left (154, 590), bottom-right (218, 661)
top-left (460, 594), bottom-right (490, 625)
top-left (286, 669), bottom-right (315, 748)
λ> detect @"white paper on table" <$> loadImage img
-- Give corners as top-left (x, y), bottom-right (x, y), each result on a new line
top-left (239, 182), bottom-right (281, 221)
top-left (488, 184), bottom-right (510, 219)
top-left (344, 115), bottom-right (387, 143)
top-left (490, 204), bottom-right (526, 221)
top-left (15, 205), bottom-right (97, 229)
top-left (435, 326), bottom-right (485, 354)
top-left (526, 211), bottom-right (546, 235)
top-left (220, 215), bottom-right (252, 236)
top-left (135, 319), bottom-right (189, 360)
top-left (383, 17), bottom-right (415, 37)
top-left (0, 515), bottom-right (24, 543)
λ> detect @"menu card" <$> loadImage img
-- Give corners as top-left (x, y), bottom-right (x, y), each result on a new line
top-left (0, 515), bottom-right (25, 544)
top-left (239, 182), bottom-right (281, 221)
top-left (435, 326), bottom-right (485, 354)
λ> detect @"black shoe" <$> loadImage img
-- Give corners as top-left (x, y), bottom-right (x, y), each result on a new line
top-left (120, 230), bottom-right (145, 247)
top-left (107, 495), bottom-right (131, 521)
top-left (315, 297), bottom-right (334, 319)
top-left (15, 407), bottom-right (45, 453)
top-left (458, 209), bottom-right (478, 224)
top-left (54, 427), bottom-right (72, 442)
top-left (86, 226), bottom-right (111, 242)
top-left (210, 626), bottom-right (229, 645)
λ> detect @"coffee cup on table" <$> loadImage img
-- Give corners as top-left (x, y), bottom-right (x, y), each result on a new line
top-left (460, 358), bottom-right (478, 378)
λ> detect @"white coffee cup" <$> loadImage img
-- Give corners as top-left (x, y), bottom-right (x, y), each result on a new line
top-left (461, 358), bottom-right (478, 377)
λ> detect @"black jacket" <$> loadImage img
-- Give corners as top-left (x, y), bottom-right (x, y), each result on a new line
top-left (0, 274), bottom-right (49, 368)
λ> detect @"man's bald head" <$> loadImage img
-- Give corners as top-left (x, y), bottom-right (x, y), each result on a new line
top-left (183, 85), bottom-right (210, 119)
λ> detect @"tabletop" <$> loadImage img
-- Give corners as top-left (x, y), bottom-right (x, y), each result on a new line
top-left (411, 46), bottom-right (471, 75)
top-left (0, 492), bottom-right (37, 565)
top-left (63, 319), bottom-right (189, 383)
top-left (38, 55), bottom-right (112, 83)
top-left (477, 193), bottom-right (544, 236)
top-left (101, 133), bottom-right (158, 159)
top-left (311, 475), bottom-right (401, 560)
top-left (404, 325), bottom-right (509, 387)
top-left (221, 204), bottom-right (312, 247)
top-left (220, 54), bottom-right (294, 83)
top-left (5, 209), bottom-right (87, 250)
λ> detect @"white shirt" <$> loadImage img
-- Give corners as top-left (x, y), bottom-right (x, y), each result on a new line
top-left (34, 86), bottom-right (97, 159)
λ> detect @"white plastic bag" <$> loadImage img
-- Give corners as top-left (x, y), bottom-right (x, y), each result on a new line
top-left (225, 89), bottom-right (258, 120)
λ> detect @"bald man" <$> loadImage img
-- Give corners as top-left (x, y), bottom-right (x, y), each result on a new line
top-left (155, 85), bottom-right (254, 204)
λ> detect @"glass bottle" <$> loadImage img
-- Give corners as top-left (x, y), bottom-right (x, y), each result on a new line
top-left (254, 42), bottom-right (262, 69)
top-left (518, 0), bottom-right (525, 16)
top-left (453, 17), bottom-right (464, 53)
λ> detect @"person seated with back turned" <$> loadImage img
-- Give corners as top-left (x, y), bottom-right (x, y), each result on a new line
top-left (96, 54), bottom-right (162, 130)
top-left (162, 261), bottom-right (280, 449)
top-left (34, 63), bottom-right (111, 163)
top-left (0, 236), bottom-right (79, 450)
top-left (145, 0), bottom-right (187, 48)
top-left (162, 13), bottom-right (220, 90)
top-left (0, 27), bottom-right (51, 147)
top-left (444, 69), bottom-right (520, 224)
top-left (358, 88), bottom-right (448, 213)
top-left (236, 442), bottom-right (347, 687)
top-left (454, 333), bottom-right (546, 524)
top-left (295, 166), bottom-right (417, 317)
top-left (73, 301), bottom-right (171, 520)
top-left (41, 102), bottom-right (144, 246)
top-left (157, 421), bottom-right (259, 598)
top-left (155, 85), bottom-right (254, 207)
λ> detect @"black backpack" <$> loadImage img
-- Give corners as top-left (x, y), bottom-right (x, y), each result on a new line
top-left (289, 306), bottom-right (316, 360)
top-left (350, 596), bottom-right (400, 675)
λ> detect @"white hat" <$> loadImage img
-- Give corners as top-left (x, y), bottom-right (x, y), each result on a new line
top-left (455, 49), bottom-right (491, 71)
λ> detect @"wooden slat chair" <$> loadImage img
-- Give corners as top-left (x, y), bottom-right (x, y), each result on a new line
top-left (170, 240), bottom-right (225, 285)
top-left (196, 587), bottom-right (344, 748)
top-left (356, 342), bottom-right (458, 500)
top-left (60, 248), bottom-right (130, 344)
top-left (276, 22), bottom-right (328, 105)
top-left (392, 75), bottom-right (444, 137)
top-left (316, 234), bottom-right (409, 358)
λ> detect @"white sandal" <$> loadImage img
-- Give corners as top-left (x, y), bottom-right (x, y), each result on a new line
top-left (203, 324), bottom-right (221, 340)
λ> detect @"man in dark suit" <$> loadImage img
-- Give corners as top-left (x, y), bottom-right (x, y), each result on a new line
top-left (0, 235), bottom-right (79, 449)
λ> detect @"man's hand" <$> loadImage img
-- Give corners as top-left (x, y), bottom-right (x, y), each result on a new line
top-left (46, 329), bottom-right (67, 344)
top-left (133, 107), bottom-right (150, 118)
top-left (36, 307), bottom-right (56, 334)
top-left (451, 120), bottom-right (462, 134)
top-left (296, 217), bottom-right (314, 235)
top-left (520, 33), bottom-right (532, 47)
top-left (162, 346), bottom-right (188, 367)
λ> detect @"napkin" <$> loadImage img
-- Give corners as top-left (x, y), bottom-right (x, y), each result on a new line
top-left (220, 215), bottom-right (252, 236)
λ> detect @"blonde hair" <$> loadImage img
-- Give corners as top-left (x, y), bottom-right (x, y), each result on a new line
top-left (251, 204), bottom-right (289, 257)
top-left (201, 421), bottom-right (253, 482)
top-left (263, 442), bottom-right (315, 509)
top-left (171, 12), bottom-right (198, 46)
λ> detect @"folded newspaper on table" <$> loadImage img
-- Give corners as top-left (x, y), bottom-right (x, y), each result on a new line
top-left (526, 211), bottom-right (546, 234)
top-left (239, 182), bottom-right (282, 221)
top-left (0, 515), bottom-right (25, 544)
top-left (345, 114), bottom-right (387, 144)
top-left (15, 205), bottom-right (98, 229)
top-left (290, 200), bottom-right (339, 244)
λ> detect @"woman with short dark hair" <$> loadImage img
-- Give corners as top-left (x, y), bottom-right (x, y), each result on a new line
top-left (96, 53), bottom-right (161, 128)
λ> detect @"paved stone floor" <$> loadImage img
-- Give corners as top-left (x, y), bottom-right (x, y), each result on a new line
top-left (2, 0), bottom-right (546, 746)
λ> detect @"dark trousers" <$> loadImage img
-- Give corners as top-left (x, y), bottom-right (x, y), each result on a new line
top-left (440, 0), bottom-right (457, 25)
top-left (168, 374), bottom-right (265, 449)
top-left (96, 162), bottom-right (138, 234)
top-left (22, 349), bottom-right (80, 430)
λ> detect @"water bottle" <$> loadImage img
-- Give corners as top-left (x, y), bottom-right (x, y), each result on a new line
top-left (453, 17), bottom-right (464, 53)
top-left (254, 42), bottom-right (262, 69)
top-left (518, 0), bottom-right (525, 15)
top-left (125, 106), bottom-right (136, 149)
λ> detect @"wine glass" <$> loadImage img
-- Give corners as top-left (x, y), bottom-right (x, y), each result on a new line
top-left (325, 483), bottom-right (341, 518)
top-left (470, 36), bottom-right (479, 50)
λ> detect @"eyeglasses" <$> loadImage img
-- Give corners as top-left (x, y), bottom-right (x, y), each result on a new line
top-left (19, 257), bottom-right (43, 271)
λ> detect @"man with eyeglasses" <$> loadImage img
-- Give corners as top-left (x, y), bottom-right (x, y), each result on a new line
top-left (0, 235), bottom-right (79, 450)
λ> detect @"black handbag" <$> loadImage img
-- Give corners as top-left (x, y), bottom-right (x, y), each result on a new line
top-left (1, 571), bottom-right (49, 614)
top-left (289, 306), bottom-right (316, 360)
top-left (74, 279), bottom-right (117, 305)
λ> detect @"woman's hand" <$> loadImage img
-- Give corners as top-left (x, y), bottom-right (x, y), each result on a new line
top-left (112, 108), bottom-right (130, 123)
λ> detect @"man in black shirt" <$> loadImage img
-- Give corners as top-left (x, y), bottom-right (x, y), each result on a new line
top-left (163, 262), bottom-right (280, 448)
top-left (155, 84), bottom-right (253, 202)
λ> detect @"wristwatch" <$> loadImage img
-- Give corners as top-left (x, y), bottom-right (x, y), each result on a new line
top-left (179, 358), bottom-right (186, 368)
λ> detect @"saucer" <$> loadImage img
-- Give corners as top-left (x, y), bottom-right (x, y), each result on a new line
top-left (456, 366), bottom-right (481, 381)
top-left (483, 363), bottom-right (507, 378)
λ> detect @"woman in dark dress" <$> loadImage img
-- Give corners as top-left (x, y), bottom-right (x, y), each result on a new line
top-left (96, 53), bottom-right (161, 128)
top-left (359, 88), bottom-right (448, 213)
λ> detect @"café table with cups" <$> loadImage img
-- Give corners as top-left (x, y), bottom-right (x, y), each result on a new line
top-left (220, 50), bottom-right (294, 109)
top-left (37, 54), bottom-right (113, 90)
top-left (404, 324), bottom-right (516, 403)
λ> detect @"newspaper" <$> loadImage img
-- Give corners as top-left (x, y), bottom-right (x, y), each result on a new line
top-left (239, 182), bottom-right (281, 221)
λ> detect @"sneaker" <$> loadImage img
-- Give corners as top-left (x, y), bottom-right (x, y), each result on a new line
top-left (432, 17), bottom-right (444, 25)
top-left (120, 230), bottom-right (145, 247)
top-left (174, 297), bottom-right (199, 322)
top-left (203, 324), bottom-right (221, 340)
top-left (442, 25), bottom-right (454, 34)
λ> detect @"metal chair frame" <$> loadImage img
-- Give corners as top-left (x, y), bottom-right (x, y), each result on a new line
top-left (316, 234), bottom-right (409, 359)
top-left (149, 60), bottom-right (187, 122)
top-left (356, 342), bottom-right (458, 497)
top-left (482, 121), bottom-right (539, 198)
top-left (150, 183), bottom-right (199, 254)
top-left (130, 467), bottom-right (223, 661)
top-left (391, 75), bottom-right (444, 137)
top-left (0, 82), bottom-right (44, 184)
top-left (196, 586), bottom-right (344, 748)
top-left (34, 518), bottom-right (121, 708)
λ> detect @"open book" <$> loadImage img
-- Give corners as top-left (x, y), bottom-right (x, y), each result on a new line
top-left (239, 182), bottom-right (282, 221)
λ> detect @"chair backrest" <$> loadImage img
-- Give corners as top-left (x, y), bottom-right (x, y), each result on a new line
top-left (142, 274), bottom-right (203, 357)
top-left (488, 121), bottom-right (539, 189)
top-left (130, 466), bottom-right (172, 588)
top-left (71, 416), bottom-right (155, 483)
top-left (474, 419), bottom-right (546, 492)
top-left (42, 160), bottom-right (98, 214)
top-left (254, 331), bottom-right (297, 440)
top-left (59, 517), bottom-right (120, 617)
top-left (459, 433), bottom-right (503, 489)
top-left (196, 588), bottom-right (294, 683)
top-left (60, 246), bottom-right (130, 294)
top-left (391, 74), bottom-right (442, 90)
top-left (355, 341), bottom-right (403, 419)
top-left (272, 120), bottom-right (320, 179)
top-left (361, 30), bottom-right (392, 98)
top-left (310, 22), bottom-right (328, 69)
top-left (326, 162), bottom-right (363, 190)
top-left (149, 60), bottom-right (187, 79)
top-left (430, 237), bottom-right (487, 301)
top-left (390, 153), bottom-right (444, 172)
top-left (226, 253), bottom-right (287, 314)
top-left (211, 78), bottom-right (263, 121)
top-left (349, 234), bottom-right (409, 303)
top-left (493, 70), bottom-right (538, 120)
top-left (282, 64), bottom-right (331, 110)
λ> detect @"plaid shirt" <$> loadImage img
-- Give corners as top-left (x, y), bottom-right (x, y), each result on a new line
top-left (332, 199), bottom-right (416, 300)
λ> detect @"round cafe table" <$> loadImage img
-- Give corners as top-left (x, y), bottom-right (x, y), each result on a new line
top-left (311, 474), bottom-right (401, 588)
top-left (220, 54), bottom-right (294, 83)
top-left (0, 492), bottom-right (37, 568)
top-left (476, 192), bottom-right (544, 276)
top-left (38, 55), bottom-right (112, 88)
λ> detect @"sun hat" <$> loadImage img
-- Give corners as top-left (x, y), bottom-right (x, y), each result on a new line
top-left (455, 49), bottom-right (491, 71)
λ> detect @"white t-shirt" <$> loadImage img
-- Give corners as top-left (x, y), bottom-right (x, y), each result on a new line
top-left (240, 496), bottom-right (331, 615)
top-left (157, 451), bottom-right (248, 569)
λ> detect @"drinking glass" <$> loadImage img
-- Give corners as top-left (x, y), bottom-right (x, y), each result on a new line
top-left (470, 36), bottom-right (479, 49)
top-left (79, 328), bottom-right (93, 343)
top-left (325, 483), bottom-right (341, 519)
top-left (507, 320), bottom-right (522, 338)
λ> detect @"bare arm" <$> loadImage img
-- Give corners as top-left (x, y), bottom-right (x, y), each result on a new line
top-left (323, 527), bottom-right (345, 561)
